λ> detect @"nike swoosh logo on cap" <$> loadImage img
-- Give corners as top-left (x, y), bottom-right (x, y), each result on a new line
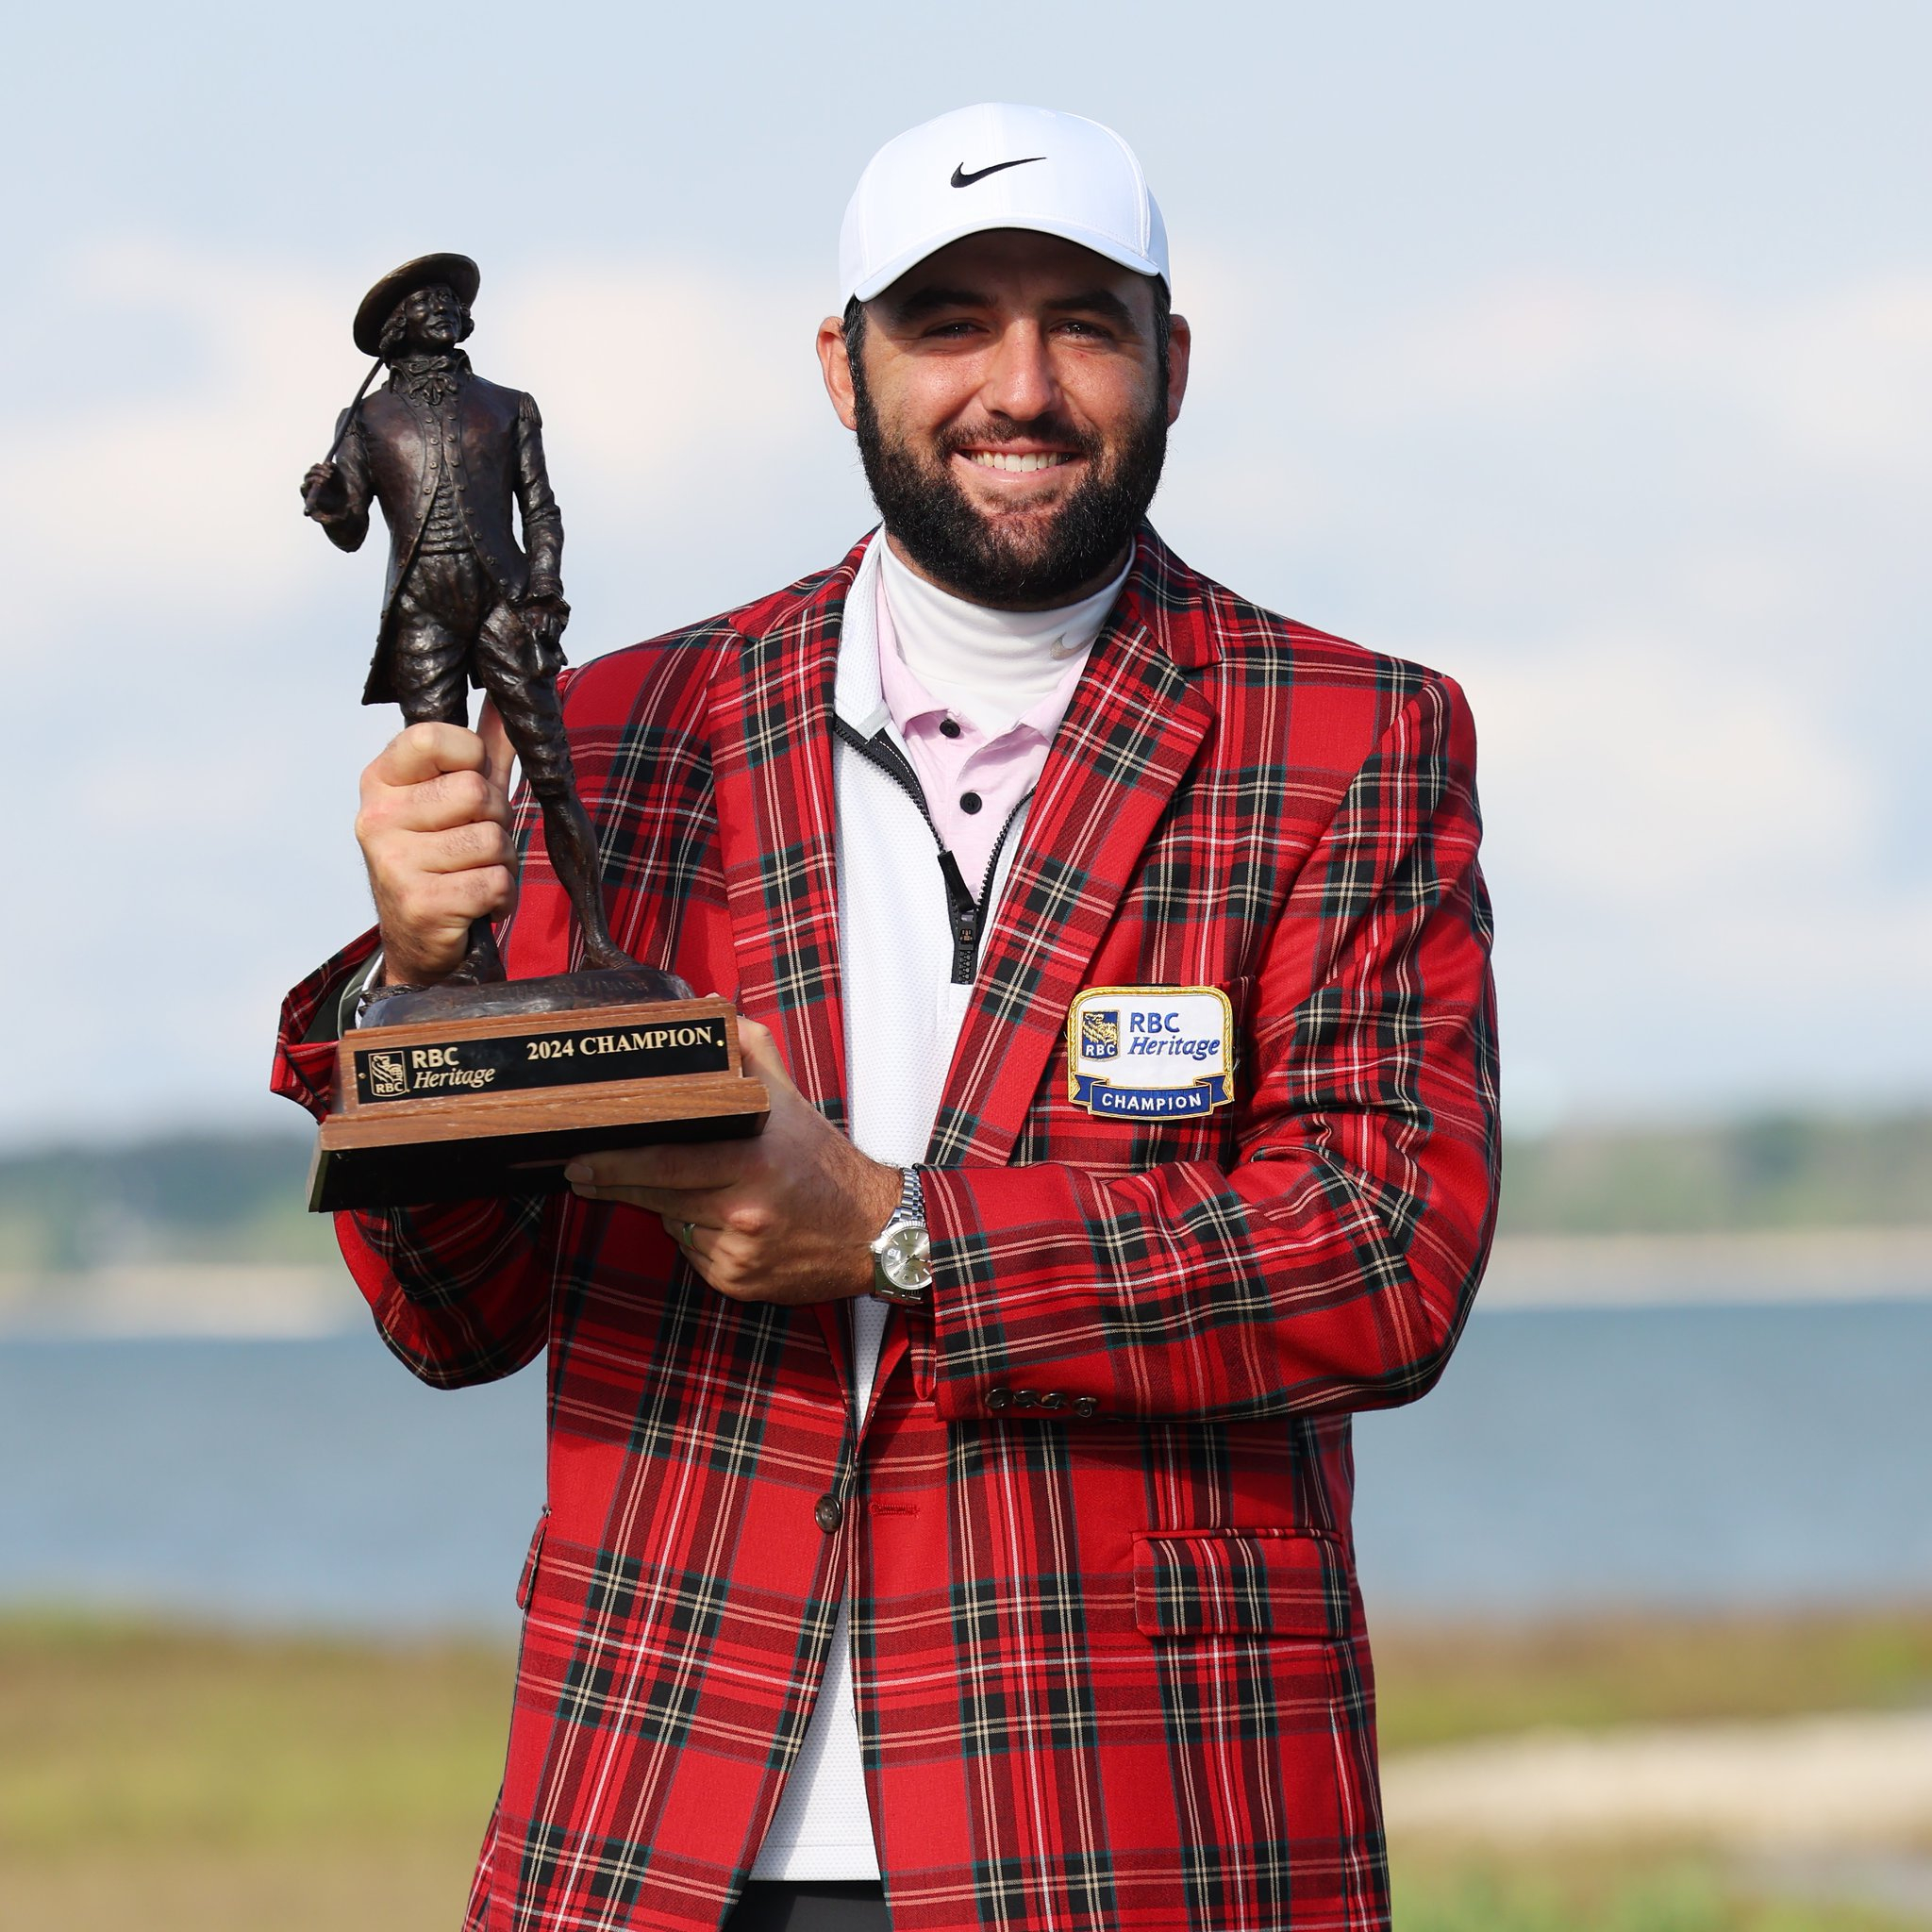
top-left (950, 157), bottom-right (1045, 188)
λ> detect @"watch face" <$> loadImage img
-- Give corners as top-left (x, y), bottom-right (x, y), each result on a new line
top-left (880, 1224), bottom-right (932, 1291)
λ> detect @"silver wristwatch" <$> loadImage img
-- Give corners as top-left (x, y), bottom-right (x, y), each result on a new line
top-left (868, 1167), bottom-right (931, 1306)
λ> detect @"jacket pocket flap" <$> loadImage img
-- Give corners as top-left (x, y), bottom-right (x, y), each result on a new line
top-left (1132, 1528), bottom-right (1345, 1639)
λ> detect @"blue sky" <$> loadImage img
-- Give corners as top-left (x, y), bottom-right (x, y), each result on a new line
top-left (3, 0), bottom-right (1926, 1142)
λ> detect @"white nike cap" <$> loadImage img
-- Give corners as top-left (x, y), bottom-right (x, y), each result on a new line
top-left (840, 103), bottom-right (1169, 307)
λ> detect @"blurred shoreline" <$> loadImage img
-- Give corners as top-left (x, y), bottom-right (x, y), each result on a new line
top-left (5, 1227), bottom-right (1929, 1340)
top-left (1478, 1227), bottom-right (1932, 1307)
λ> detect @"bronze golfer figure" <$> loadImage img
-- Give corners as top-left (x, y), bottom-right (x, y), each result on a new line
top-left (301, 253), bottom-right (634, 986)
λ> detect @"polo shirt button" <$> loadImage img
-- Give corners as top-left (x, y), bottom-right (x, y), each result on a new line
top-left (814, 1494), bottom-right (843, 1533)
top-left (940, 718), bottom-right (961, 740)
top-left (959, 791), bottom-right (983, 814)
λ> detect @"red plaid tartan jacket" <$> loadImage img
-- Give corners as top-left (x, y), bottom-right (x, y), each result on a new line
top-left (273, 527), bottom-right (1498, 1932)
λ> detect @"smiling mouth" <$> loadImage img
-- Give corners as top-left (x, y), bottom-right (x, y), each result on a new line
top-left (962, 451), bottom-right (1077, 474)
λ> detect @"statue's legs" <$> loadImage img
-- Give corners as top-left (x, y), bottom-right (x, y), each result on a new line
top-left (386, 564), bottom-right (506, 984)
top-left (475, 598), bottom-right (636, 973)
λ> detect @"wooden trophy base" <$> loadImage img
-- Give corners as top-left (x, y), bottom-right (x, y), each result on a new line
top-left (309, 972), bottom-right (768, 1212)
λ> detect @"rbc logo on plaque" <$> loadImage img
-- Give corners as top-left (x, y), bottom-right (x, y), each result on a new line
top-left (1079, 1008), bottom-right (1120, 1060)
top-left (1066, 987), bottom-right (1235, 1120)
top-left (367, 1051), bottom-right (408, 1099)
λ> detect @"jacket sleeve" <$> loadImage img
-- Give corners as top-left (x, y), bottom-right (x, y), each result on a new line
top-left (270, 930), bottom-right (559, 1391)
top-left (312, 407), bottom-right (373, 553)
top-left (513, 392), bottom-right (564, 601)
top-left (921, 672), bottom-right (1499, 1424)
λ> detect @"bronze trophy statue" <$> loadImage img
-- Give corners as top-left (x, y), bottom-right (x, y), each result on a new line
top-left (300, 255), bottom-right (764, 1209)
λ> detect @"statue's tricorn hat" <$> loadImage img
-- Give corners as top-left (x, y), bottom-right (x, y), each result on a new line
top-left (353, 253), bottom-right (481, 356)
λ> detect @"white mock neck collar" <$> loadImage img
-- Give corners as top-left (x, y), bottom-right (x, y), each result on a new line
top-left (877, 536), bottom-right (1130, 736)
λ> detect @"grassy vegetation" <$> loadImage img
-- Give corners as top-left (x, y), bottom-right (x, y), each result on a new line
top-left (0, 1612), bottom-right (506, 1931)
top-left (1391, 1845), bottom-right (1924, 1932)
top-left (4, 1607), bottom-right (1930, 1929)
top-left (1373, 1607), bottom-right (1932, 1753)
top-left (1497, 1112), bottom-right (1932, 1237)
top-left (1377, 1609), bottom-right (1932, 1930)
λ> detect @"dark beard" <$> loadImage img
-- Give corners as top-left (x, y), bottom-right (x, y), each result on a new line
top-left (850, 357), bottom-right (1167, 607)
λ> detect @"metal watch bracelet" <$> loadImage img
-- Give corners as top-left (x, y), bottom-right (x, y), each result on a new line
top-left (868, 1166), bottom-right (931, 1306)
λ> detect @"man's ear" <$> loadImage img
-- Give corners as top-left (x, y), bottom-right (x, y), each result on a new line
top-left (817, 315), bottom-right (859, 432)
top-left (1164, 312), bottom-right (1191, 427)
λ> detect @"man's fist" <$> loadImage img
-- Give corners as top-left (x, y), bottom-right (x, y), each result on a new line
top-left (301, 461), bottom-right (348, 520)
top-left (356, 715), bottom-right (516, 988)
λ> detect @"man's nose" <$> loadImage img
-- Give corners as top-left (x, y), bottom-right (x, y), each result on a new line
top-left (979, 322), bottom-right (1059, 425)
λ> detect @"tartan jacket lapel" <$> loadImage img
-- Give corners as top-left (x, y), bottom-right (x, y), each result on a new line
top-left (926, 529), bottom-right (1220, 1170)
top-left (707, 547), bottom-right (862, 1370)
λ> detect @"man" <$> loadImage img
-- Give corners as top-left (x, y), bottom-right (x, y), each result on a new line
top-left (274, 103), bottom-right (1498, 1932)
top-left (300, 254), bottom-right (633, 980)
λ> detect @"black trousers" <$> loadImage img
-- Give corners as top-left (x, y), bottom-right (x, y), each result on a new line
top-left (723, 1881), bottom-right (890, 1931)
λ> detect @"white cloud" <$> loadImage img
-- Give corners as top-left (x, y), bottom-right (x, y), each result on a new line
top-left (493, 263), bottom-right (831, 502)
top-left (0, 243), bottom-right (347, 647)
top-left (1463, 639), bottom-right (1876, 906)
top-left (1287, 271), bottom-right (1932, 475)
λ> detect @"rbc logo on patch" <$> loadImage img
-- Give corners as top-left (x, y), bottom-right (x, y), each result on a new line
top-left (1079, 1009), bottom-right (1120, 1060)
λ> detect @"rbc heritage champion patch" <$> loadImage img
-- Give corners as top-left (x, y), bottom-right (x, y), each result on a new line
top-left (1066, 986), bottom-right (1235, 1120)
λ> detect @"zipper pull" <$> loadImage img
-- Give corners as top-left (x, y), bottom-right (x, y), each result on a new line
top-left (936, 849), bottom-right (980, 983)
top-left (937, 849), bottom-right (975, 919)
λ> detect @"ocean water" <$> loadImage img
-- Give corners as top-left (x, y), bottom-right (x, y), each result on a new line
top-left (0, 1302), bottom-right (1926, 1632)
top-left (1352, 1300), bottom-right (1932, 1615)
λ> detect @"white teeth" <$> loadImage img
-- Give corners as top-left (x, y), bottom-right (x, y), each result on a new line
top-left (967, 451), bottom-right (1072, 473)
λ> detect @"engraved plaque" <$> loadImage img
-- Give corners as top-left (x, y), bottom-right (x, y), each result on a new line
top-left (309, 992), bottom-right (767, 1213)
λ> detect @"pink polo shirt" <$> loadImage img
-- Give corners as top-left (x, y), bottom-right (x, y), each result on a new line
top-left (873, 546), bottom-right (1126, 890)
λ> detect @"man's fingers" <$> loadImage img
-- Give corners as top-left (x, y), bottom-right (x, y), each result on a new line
top-left (404, 821), bottom-right (517, 875)
top-left (565, 1153), bottom-right (737, 1193)
top-left (384, 864), bottom-right (516, 929)
top-left (571, 1180), bottom-right (723, 1219)
top-left (662, 1214), bottom-right (717, 1262)
top-left (477, 700), bottom-right (516, 793)
top-left (369, 769), bottom-right (511, 837)
top-left (565, 1144), bottom-right (742, 1192)
top-left (734, 1018), bottom-right (798, 1094)
top-left (369, 722), bottom-right (490, 788)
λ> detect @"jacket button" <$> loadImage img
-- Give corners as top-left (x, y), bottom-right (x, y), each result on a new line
top-left (1010, 1390), bottom-right (1039, 1408)
top-left (985, 1389), bottom-right (1011, 1411)
top-left (1037, 1391), bottom-right (1066, 1410)
top-left (813, 1494), bottom-right (843, 1534)
top-left (1074, 1397), bottom-right (1098, 1419)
